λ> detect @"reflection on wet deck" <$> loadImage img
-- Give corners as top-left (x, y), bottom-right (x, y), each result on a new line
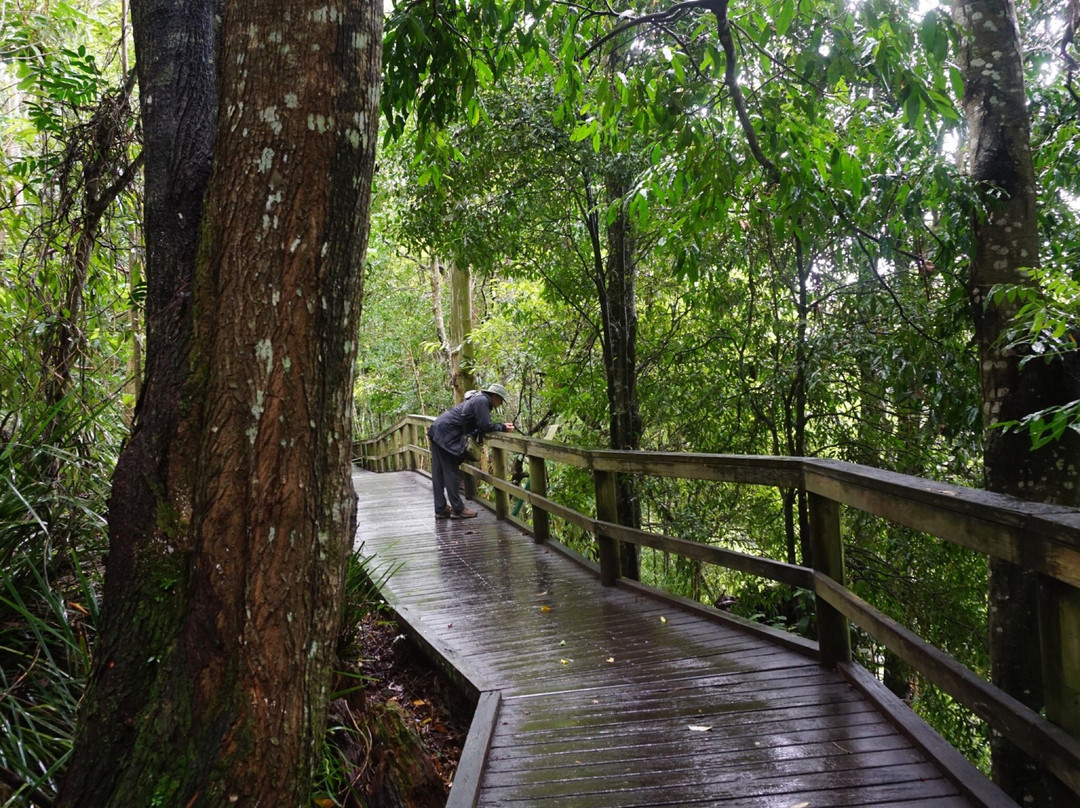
top-left (353, 469), bottom-right (985, 808)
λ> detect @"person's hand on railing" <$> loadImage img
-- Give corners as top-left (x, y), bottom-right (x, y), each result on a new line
top-left (503, 423), bottom-right (515, 432)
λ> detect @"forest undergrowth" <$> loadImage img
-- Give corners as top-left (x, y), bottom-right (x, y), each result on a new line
top-left (323, 554), bottom-right (469, 807)
top-left (346, 613), bottom-right (469, 801)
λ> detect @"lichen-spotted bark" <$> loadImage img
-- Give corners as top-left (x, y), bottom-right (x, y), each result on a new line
top-left (956, 0), bottom-right (1080, 803)
top-left (59, 0), bottom-right (382, 804)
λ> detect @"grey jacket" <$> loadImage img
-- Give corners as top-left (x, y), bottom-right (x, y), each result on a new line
top-left (427, 393), bottom-right (506, 457)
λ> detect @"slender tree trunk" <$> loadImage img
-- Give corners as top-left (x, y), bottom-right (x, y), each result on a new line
top-left (448, 259), bottom-right (478, 496)
top-left (604, 168), bottom-right (643, 582)
top-left (60, 0), bottom-right (383, 803)
top-left (428, 254), bottom-right (463, 395)
top-left (956, 0), bottom-right (1080, 802)
top-left (449, 261), bottom-right (475, 401)
top-left (791, 235), bottom-right (811, 566)
top-left (583, 164), bottom-right (643, 580)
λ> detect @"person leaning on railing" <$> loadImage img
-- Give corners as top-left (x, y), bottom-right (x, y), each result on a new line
top-left (427, 383), bottom-right (515, 519)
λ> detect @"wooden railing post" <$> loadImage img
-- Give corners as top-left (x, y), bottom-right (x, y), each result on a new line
top-left (529, 454), bottom-right (549, 543)
top-left (404, 423), bottom-right (416, 470)
top-left (593, 469), bottom-right (621, 587)
top-left (491, 444), bottom-right (509, 519)
top-left (411, 423), bottom-right (420, 470)
top-left (1040, 577), bottom-right (1080, 745)
top-left (809, 492), bottom-right (851, 668)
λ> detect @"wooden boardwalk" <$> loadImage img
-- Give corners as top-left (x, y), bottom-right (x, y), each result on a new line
top-left (353, 469), bottom-right (1000, 808)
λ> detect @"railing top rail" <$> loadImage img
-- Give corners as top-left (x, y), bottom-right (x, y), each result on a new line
top-left (356, 414), bottom-right (433, 447)
top-left (358, 416), bottom-right (1080, 578)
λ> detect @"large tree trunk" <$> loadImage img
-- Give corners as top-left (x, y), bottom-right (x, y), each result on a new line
top-left (956, 0), bottom-right (1080, 803)
top-left (59, 0), bottom-right (383, 804)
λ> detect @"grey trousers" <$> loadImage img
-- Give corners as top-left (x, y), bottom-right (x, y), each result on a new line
top-left (430, 440), bottom-right (465, 513)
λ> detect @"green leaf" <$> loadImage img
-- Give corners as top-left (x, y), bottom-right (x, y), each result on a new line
top-left (777, 0), bottom-right (796, 37)
top-left (569, 121), bottom-right (594, 142)
top-left (904, 92), bottom-right (922, 127)
top-left (949, 66), bottom-right (964, 99)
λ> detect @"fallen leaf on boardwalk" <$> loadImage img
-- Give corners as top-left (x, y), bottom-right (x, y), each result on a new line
top-left (559, 640), bottom-right (566, 646)
top-left (540, 605), bottom-right (552, 612)
top-left (560, 658), bottom-right (571, 665)
top-left (660, 615), bottom-right (667, 624)
top-left (788, 803), bottom-right (810, 808)
top-left (606, 657), bottom-right (615, 663)
top-left (688, 725), bottom-right (712, 732)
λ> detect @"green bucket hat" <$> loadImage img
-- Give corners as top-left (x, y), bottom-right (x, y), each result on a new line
top-left (482, 382), bottom-right (509, 402)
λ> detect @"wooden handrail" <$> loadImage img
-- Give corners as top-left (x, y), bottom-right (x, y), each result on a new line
top-left (815, 573), bottom-right (1080, 797)
top-left (356, 416), bottom-right (1080, 798)
top-left (357, 418), bottom-right (1080, 580)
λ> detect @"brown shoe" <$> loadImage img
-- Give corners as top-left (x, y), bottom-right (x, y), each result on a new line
top-left (451, 507), bottom-right (478, 519)
top-left (435, 506), bottom-right (452, 519)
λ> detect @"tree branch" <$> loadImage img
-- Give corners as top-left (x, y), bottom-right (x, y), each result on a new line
top-left (580, 1), bottom-right (713, 59)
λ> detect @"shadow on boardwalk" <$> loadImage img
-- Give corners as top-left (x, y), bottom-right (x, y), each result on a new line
top-left (353, 468), bottom-right (997, 808)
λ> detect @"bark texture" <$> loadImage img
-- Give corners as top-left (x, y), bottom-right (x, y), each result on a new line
top-left (956, 0), bottom-right (1080, 802)
top-left (60, 0), bottom-right (383, 803)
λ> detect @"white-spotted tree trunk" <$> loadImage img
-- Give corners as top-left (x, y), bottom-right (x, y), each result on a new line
top-left (956, 0), bottom-right (1080, 802)
top-left (59, 0), bottom-right (382, 803)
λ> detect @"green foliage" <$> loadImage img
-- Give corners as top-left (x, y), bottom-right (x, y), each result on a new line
top-left (0, 399), bottom-right (117, 805)
top-left (0, 4), bottom-right (138, 802)
top-left (990, 269), bottom-right (1080, 448)
top-left (845, 515), bottom-right (990, 767)
top-left (381, 0), bottom-right (550, 143)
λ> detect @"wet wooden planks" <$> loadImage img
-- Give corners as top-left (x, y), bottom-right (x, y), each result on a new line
top-left (352, 469), bottom-right (981, 807)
